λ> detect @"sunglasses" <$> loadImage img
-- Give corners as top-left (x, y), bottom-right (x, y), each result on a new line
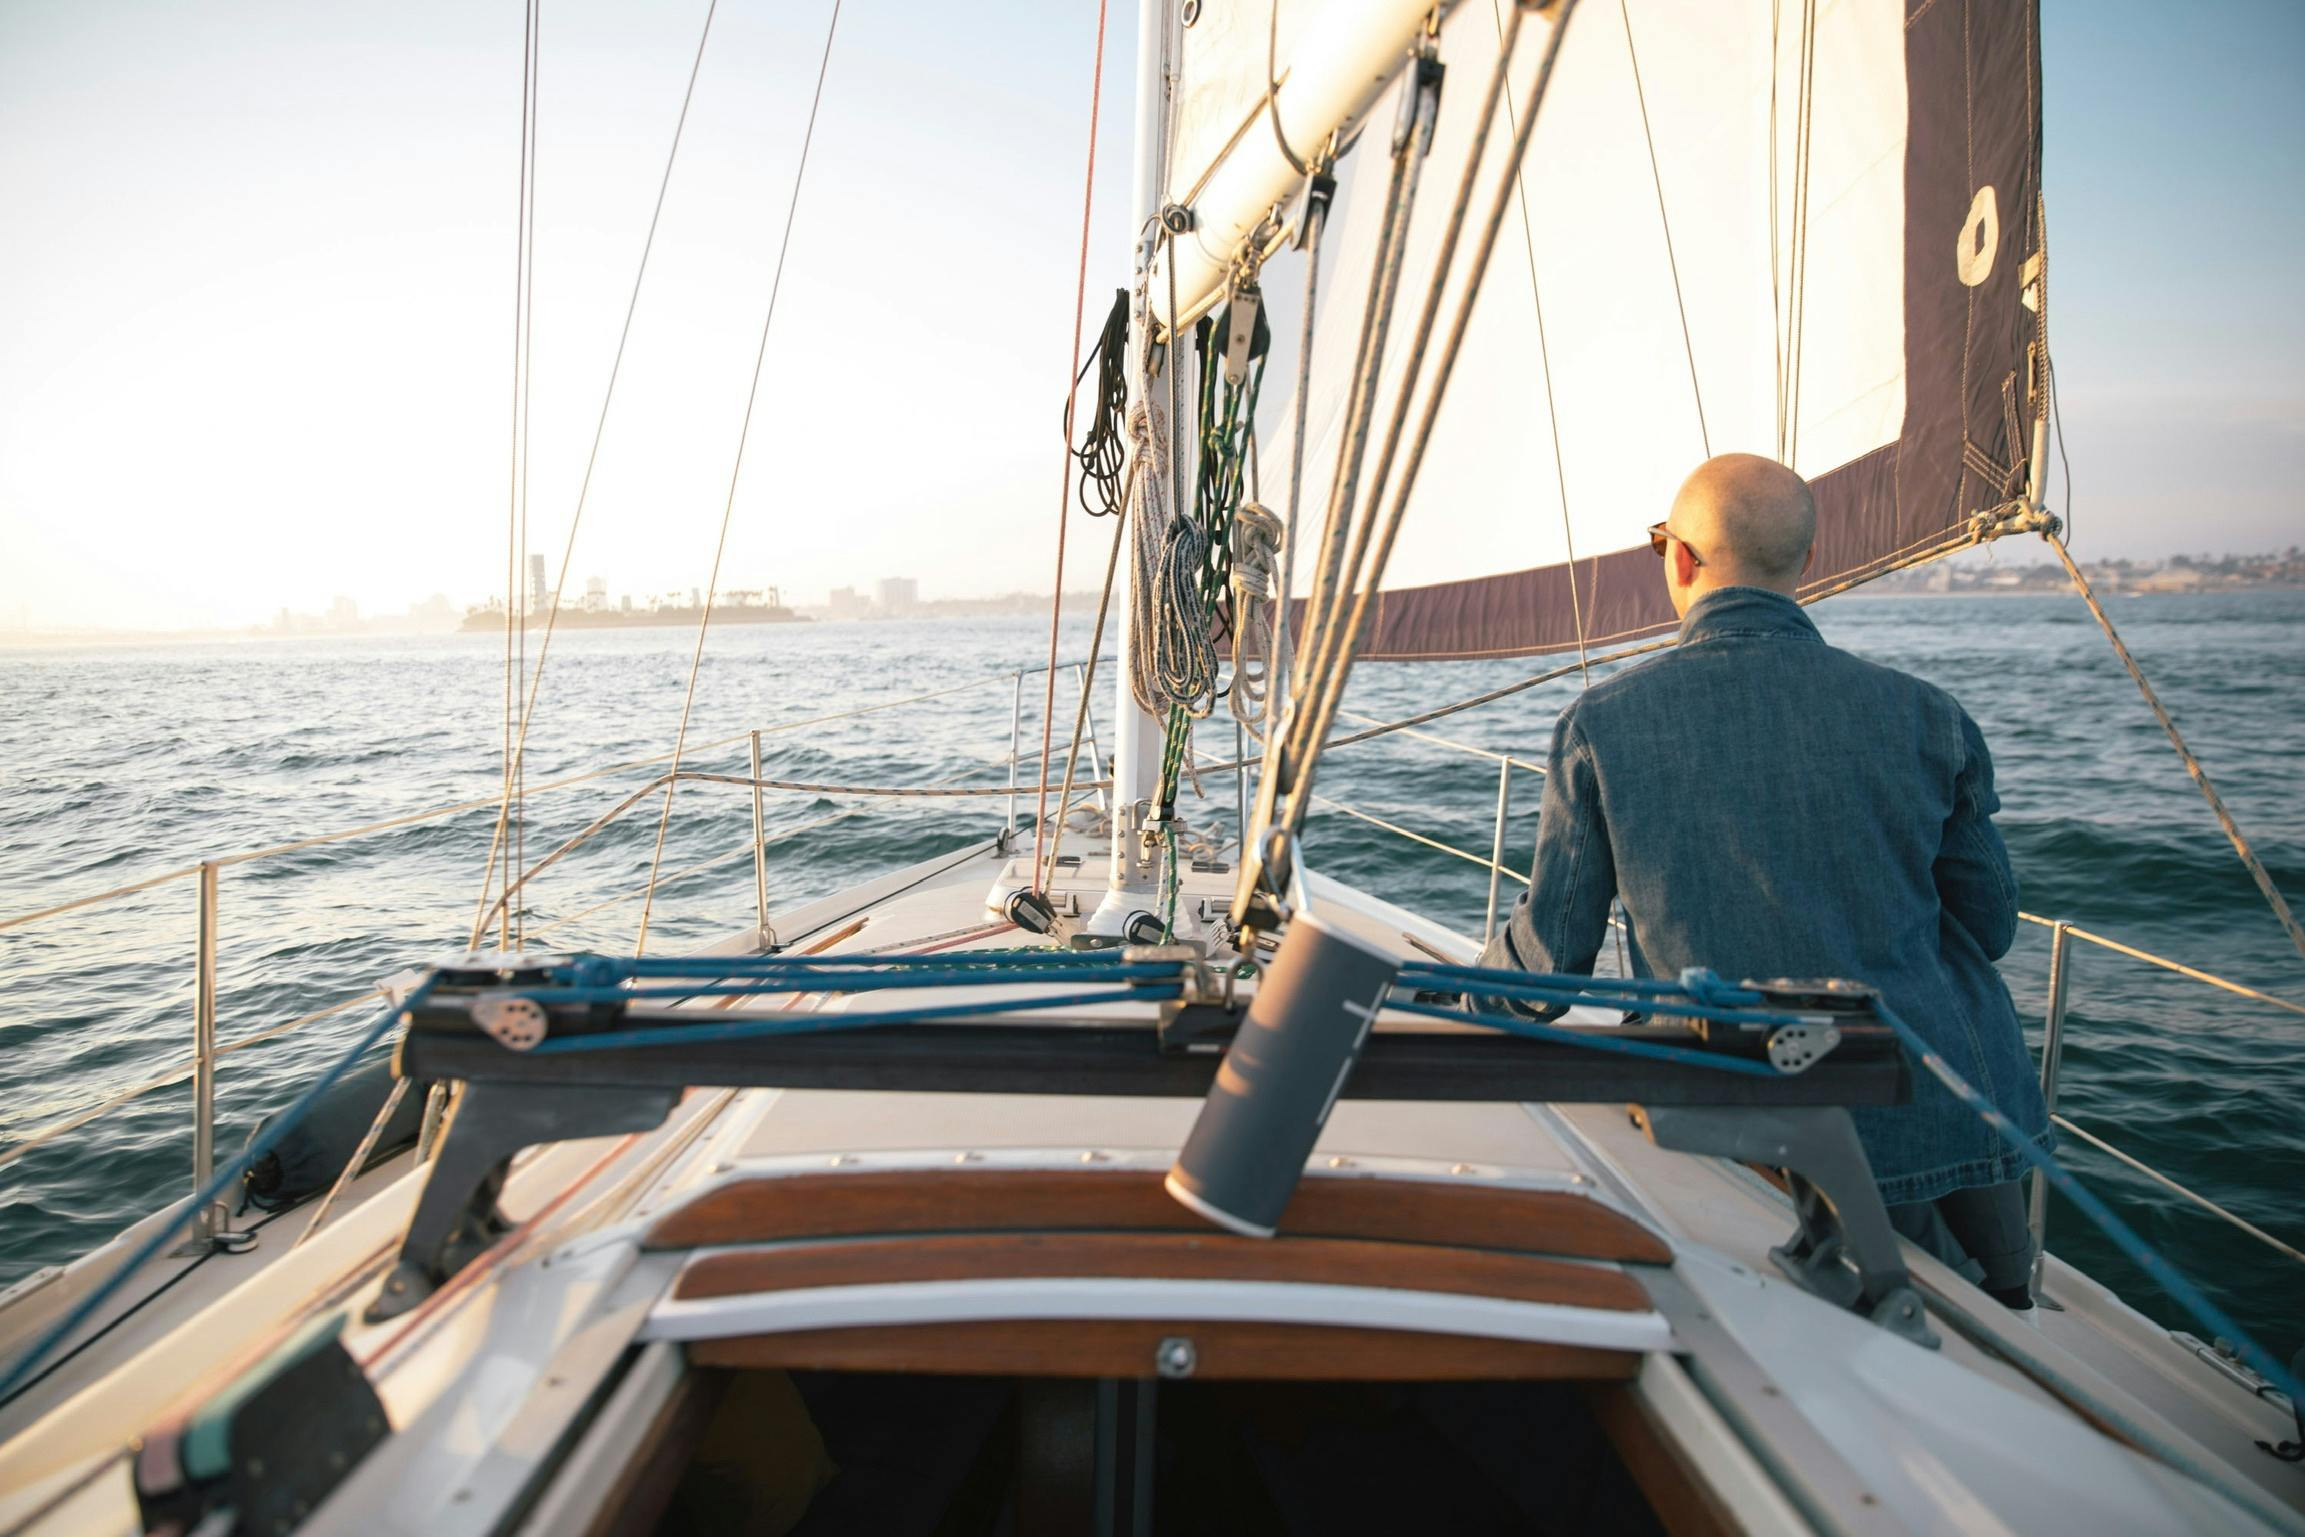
top-left (1647, 521), bottom-right (1703, 567)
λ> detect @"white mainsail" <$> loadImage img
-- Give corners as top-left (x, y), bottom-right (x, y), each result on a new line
top-left (1158, 0), bottom-right (2041, 660)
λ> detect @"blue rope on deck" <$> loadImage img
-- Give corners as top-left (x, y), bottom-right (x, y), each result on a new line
top-left (9, 950), bottom-right (2293, 1434)
top-left (526, 985), bottom-right (1179, 1054)
top-left (0, 981), bottom-right (438, 1406)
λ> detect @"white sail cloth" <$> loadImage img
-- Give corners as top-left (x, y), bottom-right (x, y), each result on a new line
top-left (1169, 0), bottom-right (2041, 660)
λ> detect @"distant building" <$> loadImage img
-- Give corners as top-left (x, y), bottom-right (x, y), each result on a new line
top-left (328, 595), bottom-right (360, 629)
top-left (583, 576), bottom-right (608, 613)
top-left (528, 553), bottom-right (548, 609)
top-left (877, 577), bottom-right (919, 613)
top-left (828, 586), bottom-right (868, 618)
top-left (2134, 565), bottom-right (2207, 593)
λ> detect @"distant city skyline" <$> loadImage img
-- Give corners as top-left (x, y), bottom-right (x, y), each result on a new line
top-left (4, 542), bottom-right (2297, 645)
top-left (1, 2), bottom-right (2299, 630)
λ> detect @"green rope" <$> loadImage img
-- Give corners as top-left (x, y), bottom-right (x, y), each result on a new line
top-left (1151, 301), bottom-right (1266, 937)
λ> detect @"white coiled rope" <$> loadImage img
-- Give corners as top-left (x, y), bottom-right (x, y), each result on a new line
top-left (1227, 500), bottom-right (1283, 729)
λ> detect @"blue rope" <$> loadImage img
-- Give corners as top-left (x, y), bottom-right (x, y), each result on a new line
top-left (526, 985), bottom-right (1179, 1054)
top-left (0, 982), bottom-right (437, 1406)
top-left (614, 948), bottom-right (1107, 976)
top-left (1392, 998), bottom-right (1781, 1077)
top-left (508, 963), bottom-right (1183, 1005)
top-left (1400, 975), bottom-right (1828, 1030)
top-left (1868, 999), bottom-right (2304, 1407)
top-left (1426, 964), bottom-right (2303, 1405)
top-left (1399, 961), bottom-right (1762, 1005)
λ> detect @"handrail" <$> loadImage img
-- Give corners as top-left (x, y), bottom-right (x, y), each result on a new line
top-left (2050, 1114), bottom-right (2305, 1269)
top-left (8, 656), bottom-right (2300, 1297)
top-left (0, 663), bottom-right (1078, 938)
top-left (2016, 911), bottom-right (2305, 1020)
top-left (1333, 708), bottom-right (1546, 771)
top-left (1309, 793), bottom-right (1530, 885)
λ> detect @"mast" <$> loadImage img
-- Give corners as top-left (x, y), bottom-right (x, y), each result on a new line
top-left (1092, 0), bottom-right (1181, 934)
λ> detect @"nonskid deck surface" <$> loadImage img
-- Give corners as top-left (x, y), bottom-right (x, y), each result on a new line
top-left (1, 838), bottom-right (2298, 1536)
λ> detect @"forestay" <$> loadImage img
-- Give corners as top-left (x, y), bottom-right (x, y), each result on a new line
top-left (1226, 0), bottom-right (2041, 661)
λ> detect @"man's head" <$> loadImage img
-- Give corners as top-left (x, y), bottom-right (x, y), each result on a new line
top-left (1652, 453), bottom-right (1818, 616)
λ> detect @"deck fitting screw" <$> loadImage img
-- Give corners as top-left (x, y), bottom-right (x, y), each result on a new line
top-left (956, 1151), bottom-right (982, 1163)
top-left (1156, 1336), bottom-right (1197, 1378)
top-left (1451, 1163), bottom-right (1475, 1175)
top-left (1327, 1156), bottom-right (1353, 1169)
top-left (1081, 1150), bottom-right (1109, 1163)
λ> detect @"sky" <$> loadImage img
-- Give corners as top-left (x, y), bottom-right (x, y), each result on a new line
top-left (0, 0), bottom-right (2298, 632)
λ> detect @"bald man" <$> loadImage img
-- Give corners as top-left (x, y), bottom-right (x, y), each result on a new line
top-left (1476, 453), bottom-right (2051, 1310)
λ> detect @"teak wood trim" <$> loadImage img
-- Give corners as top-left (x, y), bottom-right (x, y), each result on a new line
top-left (645, 1167), bottom-right (1671, 1264)
top-left (673, 1231), bottom-right (1650, 1312)
top-left (1588, 1383), bottom-right (1742, 1537)
top-left (690, 1320), bottom-right (1641, 1382)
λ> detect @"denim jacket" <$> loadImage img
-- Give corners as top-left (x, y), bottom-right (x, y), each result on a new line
top-left (1475, 586), bottom-right (2050, 1203)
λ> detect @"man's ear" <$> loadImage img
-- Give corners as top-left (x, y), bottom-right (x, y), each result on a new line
top-left (1673, 540), bottom-right (1700, 587)
top-left (1801, 544), bottom-right (1817, 577)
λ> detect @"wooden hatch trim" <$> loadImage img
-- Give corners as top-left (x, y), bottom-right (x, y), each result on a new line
top-left (673, 1231), bottom-right (1650, 1313)
top-left (644, 1166), bottom-right (1670, 1265)
top-left (691, 1320), bottom-right (1641, 1382)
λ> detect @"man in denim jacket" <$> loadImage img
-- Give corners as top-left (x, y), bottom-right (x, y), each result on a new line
top-left (1475, 453), bottom-right (2050, 1309)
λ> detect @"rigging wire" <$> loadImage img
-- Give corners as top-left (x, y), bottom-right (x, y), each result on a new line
top-left (2042, 532), bottom-right (2305, 965)
top-left (1033, 502), bottom-right (1132, 890)
top-left (1281, 7), bottom-right (1575, 850)
top-left (1616, 0), bottom-right (1709, 460)
top-left (636, 0), bottom-right (844, 956)
top-left (494, 0), bottom-right (540, 952)
top-left (1768, 0), bottom-right (1783, 457)
top-left (1487, 0), bottom-right (1616, 972)
top-left (1032, 0), bottom-right (1113, 888)
top-left (1783, 0), bottom-right (1818, 466)
top-left (513, 1), bottom-right (541, 949)
top-left (467, 0), bottom-right (723, 950)
top-left (1269, 161), bottom-right (1333, 746)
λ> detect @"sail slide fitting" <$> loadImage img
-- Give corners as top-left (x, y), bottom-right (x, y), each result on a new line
top-left (1631, 1104), bottom-right (1939, 1350)
top-left (1166, 912), bottom-right (1400, 1238)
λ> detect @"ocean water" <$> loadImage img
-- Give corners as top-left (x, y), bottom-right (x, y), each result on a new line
top-left (2, 593), bottom-right (2300, 1361)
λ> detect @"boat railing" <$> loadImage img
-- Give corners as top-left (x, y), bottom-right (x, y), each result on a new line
top-left (0, 659), bottom-right (1092, 1249)
top-left (1308, 709), bottom-right (2305, 1281)
top-left (2, 672), bottom-right (2298, 1285)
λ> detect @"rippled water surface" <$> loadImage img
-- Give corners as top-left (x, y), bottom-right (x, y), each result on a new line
top-left (2, 593), bottom-right (2300, 1355)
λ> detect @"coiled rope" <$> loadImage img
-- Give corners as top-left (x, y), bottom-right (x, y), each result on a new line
top-left (1073, 290), bottom-right (1131, 520)
top-left (1228, 500), bottom-right (1284, 728)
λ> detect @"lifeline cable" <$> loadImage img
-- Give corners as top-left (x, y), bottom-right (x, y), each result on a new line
top-left (0, 986), bottom-right (436, 1405)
